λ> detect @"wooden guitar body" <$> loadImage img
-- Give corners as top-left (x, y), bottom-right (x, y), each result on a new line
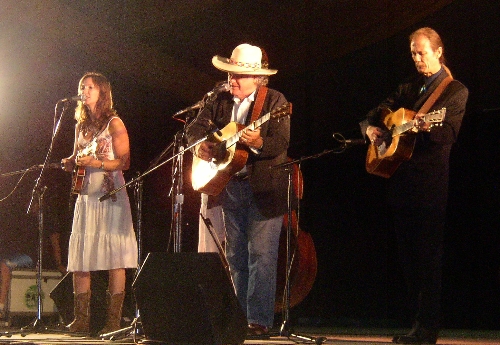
top-left (71, 166), bottom-right (86, 194)
top-left (366, 107), bottom-right (446, 178)
top-left (191, 122), bottom-right (249, 196)
top-left (366, 108), bottom-right (416, 178)
top-left (191, 102), bottom-right (292, 195)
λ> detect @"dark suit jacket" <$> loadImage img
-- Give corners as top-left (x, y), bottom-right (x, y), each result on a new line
top-left (361, 67), bottom-right (469, 210)
top-left (186, 87), bottom-right (291, 218)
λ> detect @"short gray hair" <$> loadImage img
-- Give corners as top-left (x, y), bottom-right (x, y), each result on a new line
top-left (254, 75), bottom-right (269, 86)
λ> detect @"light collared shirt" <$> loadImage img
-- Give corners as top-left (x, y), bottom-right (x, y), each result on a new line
top-left (231, 90), bottom-right (261, 174)
top-left (232, 91), bottom-right (256, 124)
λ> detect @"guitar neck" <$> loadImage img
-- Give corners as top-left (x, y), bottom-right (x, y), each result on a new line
top-left (225, 112), bottom-right (271, 148)
top-left (391, 109), bottom-right (444, 137)
top-left (393, 120), bottom-right (416, 137)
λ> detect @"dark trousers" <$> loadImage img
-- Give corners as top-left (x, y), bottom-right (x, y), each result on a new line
top-left (393, 205), bottom-right (445, 331)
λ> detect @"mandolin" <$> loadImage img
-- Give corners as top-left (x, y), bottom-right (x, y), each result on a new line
top-left (275, 161), bottom-right (317, 313)
top-left (70, 138), bottom-right (98, 194)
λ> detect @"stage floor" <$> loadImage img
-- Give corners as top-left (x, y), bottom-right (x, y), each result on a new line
top-left (1, 324), bottom-right (500, 345)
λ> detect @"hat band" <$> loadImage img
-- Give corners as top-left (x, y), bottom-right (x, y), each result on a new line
top-left (229, 58), bottom-right (261, 70)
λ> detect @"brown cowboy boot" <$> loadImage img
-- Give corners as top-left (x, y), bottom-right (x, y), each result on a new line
top-left (98, 290), bottom-right (125, 336)
top-left (66, 291), bottom-right (91, 333)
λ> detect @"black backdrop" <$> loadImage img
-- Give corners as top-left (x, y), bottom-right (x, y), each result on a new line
top-left (1, 0), bottom-right (499, 330)
top-left (278, 0), bottom-right (500, 328)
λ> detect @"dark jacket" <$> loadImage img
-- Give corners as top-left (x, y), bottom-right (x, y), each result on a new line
top-left (361, 68), bottom-right (469, 210)
top-left (186, 87), bottom-right (291, 218)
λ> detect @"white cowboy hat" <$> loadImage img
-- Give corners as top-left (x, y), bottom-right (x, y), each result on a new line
top-left (212, 43), bottom-right (278, 75)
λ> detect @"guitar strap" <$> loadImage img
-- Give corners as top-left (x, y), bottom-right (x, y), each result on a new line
top-left (417, 75), bottom-right (453, 114)
top-left (249, 86), bottom-right (268, 123)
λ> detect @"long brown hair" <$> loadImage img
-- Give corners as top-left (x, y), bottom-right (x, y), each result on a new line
top-left (75, 72), bottom-right (117, 133)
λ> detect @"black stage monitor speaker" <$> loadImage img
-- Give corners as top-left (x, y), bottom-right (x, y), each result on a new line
top-left (133, 252), bottom-right (247, 345)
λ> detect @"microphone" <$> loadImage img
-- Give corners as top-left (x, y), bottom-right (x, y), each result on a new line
top-left (344, 138), bottom-right (366, 145)
top-left (58, 94), bottom-right (85, 103)
top-left (332, 133), bottom-right (366, 146)
top-left (206, 82), bottom-right (230, 99)
top-left (34, 163), bottom-right (63, 169)
top-left (173, 82), bottom-right (229, 117)
top-left (173, 101), bottom-right (204, 117)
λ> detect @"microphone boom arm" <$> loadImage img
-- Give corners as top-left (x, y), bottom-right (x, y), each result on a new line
top-left (98, 135), bottom-right (208, 202)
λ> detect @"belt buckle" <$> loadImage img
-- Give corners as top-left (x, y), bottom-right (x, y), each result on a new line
top-left (233, 173), bottom-right (248, 181)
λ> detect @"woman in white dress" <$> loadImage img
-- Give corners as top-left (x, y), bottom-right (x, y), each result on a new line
top-left (61, 72), bottom-right (138, 335)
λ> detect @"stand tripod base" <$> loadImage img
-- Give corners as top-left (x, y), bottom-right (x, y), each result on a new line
top-left (138, 340), bottom-right (169, 344)
top-left (280, 321), bottom-right (326, 344)
top-left (0, 317), bottom-right (47, 337)
top-left (21, 317), bottom-right (47, 332)
top-left (99, 317), bottom-right (143, 341)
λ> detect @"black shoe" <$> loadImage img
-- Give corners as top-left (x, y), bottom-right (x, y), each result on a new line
top-left (392, 327), bottom-right (438, 344)
top-left (246, 323), bottom-right (270, 340)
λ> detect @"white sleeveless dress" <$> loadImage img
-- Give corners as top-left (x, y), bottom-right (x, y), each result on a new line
top-left (67, 117), bottom-right (138, 272)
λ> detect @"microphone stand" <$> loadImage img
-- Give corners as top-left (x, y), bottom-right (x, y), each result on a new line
top-left (0, 184), bottom-right (50, 338)
top-left (271, 142), bottom-right (360, 345)
top-left (168, 84), bottom-right (225, 251)
top-left (99, 135), bottom-right (208, 343)
top-left (270, 135), bottom-right (365, 344)
top-left (200, 214), bottom-right (231, 284)
top-left (98, 137), bottom-right (205, 203)
top-left (99, 126), bottom-right (208, 340)
top-left (171, 130), bottom-right (185, 253)
top-left (3, 101), bottom-right (71, 337)
top-left (0, 165), bottom-right (60, 338)
top-left (169, 107), bottom-right (200, 252)
top-left (100, 172), bottom-right (145, 341)
top-left (20, 185), bottom-right (48, 334)
top-left (99, 93), bottom-right (218, 341)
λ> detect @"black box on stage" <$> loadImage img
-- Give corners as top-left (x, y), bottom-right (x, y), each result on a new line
top-left (133, 252), bottom-right (247, 345)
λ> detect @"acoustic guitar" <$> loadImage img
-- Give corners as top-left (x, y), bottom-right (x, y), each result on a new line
top-left (191, 102), bottom-right (292, 196)
top-left (71, 138), bottom-right (98, 194)
top-left (366, 107), bottom-right (446, 178)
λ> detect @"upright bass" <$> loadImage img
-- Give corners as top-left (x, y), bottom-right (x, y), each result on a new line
top-left (275, 161), bottom-right (317, 313)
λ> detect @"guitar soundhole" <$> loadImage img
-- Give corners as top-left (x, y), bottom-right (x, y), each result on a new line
top-left (377, 142), bottom-right (388, 156)
top-left (376, 131), bottom-right (393, 156)
top-left (213, 141), bottom-right (228, 163)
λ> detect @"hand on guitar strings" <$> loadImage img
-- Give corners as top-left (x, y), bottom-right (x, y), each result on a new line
top-left (239, 127), bottom-right (263, 150)
top-left (413, 112), bottom-right (432, 132)
top-left (76, 155), bottom-right (100, 168)
top-left (196, 141), bottom-right (228, 163)
top-left (196, 141), bottom-right (216, 161)
top-left (366, 125), bottom-right (385, 146)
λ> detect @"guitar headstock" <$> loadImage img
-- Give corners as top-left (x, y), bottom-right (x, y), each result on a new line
top-left (425, 107), bottom-right (446, 123)
top-left (270, 102), bottom-right (292, 120)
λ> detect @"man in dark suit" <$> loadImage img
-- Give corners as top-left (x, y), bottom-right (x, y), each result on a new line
top-left (361, 27), bottom-right (468, 344)
top-left (186, 43), bottom-right (290, 337)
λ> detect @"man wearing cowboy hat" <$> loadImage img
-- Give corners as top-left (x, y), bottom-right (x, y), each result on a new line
top-left (187, 43), bottom-right (290, 337)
